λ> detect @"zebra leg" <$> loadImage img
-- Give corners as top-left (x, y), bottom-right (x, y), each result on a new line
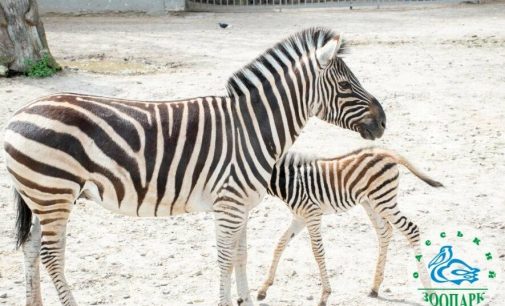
top-left (391, 212), bottom-right (431, 290)
top-left (373, 200), bottom-right (431, 291)
top-left (362, 202), bottom-right (393, 298)
top-left (234, 220), bottom-right (253, 306)
top-left (305, 214), bottom-right (332, 306)
top-left (23, 216), bottom-right (43, 306)
top-left (39, 214), bottom-right (77, 306)
top-left (257, 216), bottom-right (305, 301)
top-left (214, 204), bottom-right (248, 306)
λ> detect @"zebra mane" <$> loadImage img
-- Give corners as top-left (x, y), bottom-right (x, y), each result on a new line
top-left (279, 147), bottom-right (379, 167)
top-left (279, 150), bottom-right (327, 167)
top-left (225, 27), bottom-right (347, 97)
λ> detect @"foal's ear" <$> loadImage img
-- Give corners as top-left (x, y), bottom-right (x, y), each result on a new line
top-left (316, 33), bottom-right (343, 68)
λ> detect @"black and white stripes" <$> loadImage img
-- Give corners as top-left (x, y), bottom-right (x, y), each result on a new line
top-left (258, 147), bottom-right (442, 305)
top-left (5, 28), bottom-right (386, 306)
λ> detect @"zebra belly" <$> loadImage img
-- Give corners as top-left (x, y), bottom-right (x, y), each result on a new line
top-left (321, 200), bottom-right (358, 215)
top-left (82, 180), bottom-right (215, 217)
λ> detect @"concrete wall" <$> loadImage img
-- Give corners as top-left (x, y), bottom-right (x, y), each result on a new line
top-left (39, 0), bottom-right (186, 14)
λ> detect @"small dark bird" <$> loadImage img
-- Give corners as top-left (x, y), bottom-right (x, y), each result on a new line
top-left (218, 23), bottom-right (231, 29)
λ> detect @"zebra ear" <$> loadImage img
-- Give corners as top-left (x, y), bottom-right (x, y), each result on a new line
top-left (316, 34), bottom-right (343, 68)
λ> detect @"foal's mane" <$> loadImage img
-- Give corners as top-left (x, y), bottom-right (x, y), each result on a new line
top-left (279, 147), bottom-right (377, 168)
top-left (280, 150), bottom-right (327, 167)
top-left (225, 27), bottom-right (346, 97)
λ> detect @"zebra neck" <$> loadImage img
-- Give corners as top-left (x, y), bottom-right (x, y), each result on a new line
top-left (231, 93), bottom-right (309, 172)
top-left (230, 67), bottom-right (316, 160)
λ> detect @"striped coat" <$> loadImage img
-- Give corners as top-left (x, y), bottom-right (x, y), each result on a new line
top-left (5, 28), bottom-right (386, 306)
top-left (258, 147), bottom-right (442, 305)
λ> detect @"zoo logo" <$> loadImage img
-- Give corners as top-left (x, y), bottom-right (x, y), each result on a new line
top-left (412, 228), bottom-right (498, 306)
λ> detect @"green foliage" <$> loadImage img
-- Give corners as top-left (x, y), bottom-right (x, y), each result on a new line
top-left (25, 54), bottom-right (59, 78)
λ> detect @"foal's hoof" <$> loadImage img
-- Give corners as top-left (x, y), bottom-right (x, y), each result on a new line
top-left (237, 298), bottom-right (244, 305)
top-left (257, 291), bottom-right (267, 301)
top-left (318, 302), bottom-right (327, 306)
top-left (368, 290), bottom-right (379, 298)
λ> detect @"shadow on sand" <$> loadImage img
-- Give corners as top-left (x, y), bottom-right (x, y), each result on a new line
top-left (376, 296), bottom-right (424, 306)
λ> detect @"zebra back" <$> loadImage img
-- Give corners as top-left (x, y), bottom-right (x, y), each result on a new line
top-left (268, 147), bottom-right (442, 214)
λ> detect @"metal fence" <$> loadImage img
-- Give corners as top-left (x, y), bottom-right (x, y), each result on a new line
top-left (187, 0), bottom-right (462, 12)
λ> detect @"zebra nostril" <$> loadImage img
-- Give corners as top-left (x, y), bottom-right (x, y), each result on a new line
top-left (381, 121), bottom-right (386, 129)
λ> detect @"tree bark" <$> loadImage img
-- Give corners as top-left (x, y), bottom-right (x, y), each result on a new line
top-left (0, 0), bottom-right (59, 76)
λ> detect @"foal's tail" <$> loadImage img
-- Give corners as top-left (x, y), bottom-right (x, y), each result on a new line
top-left (14, 189), bottom-right (33, 249)
top-left (392, 153), bottom-right (444, 188)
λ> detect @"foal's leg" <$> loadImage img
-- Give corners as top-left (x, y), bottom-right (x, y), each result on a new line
top-left (234, 220), bottom-right (253, 306)
top-left (257, 216), bottom-right (305, 300)
top-left (23, 216), bottom-right (43, 306)
top-left (362, 202), bottom-right (393, 297)
top-left (38, 209), bottom-right (77, 306)
top-left (305, 213), bottom-right (332, 306)
top-left (371, 198), bottom-right (431, 290)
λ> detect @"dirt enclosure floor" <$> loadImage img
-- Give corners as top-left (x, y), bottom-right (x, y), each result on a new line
top-left (1, 2), bottom-right (505, 305)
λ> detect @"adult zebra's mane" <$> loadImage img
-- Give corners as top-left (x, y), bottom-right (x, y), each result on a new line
top-left (225, 27), bottom-right (346, 97)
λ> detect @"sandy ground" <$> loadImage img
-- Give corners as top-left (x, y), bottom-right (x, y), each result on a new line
top-left (1, 3), bottom-right (504, 305)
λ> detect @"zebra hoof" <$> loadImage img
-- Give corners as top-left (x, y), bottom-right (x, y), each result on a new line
top-left (318, 301), bottom-right (327, 306)
top-left (237, 298), bottom-right (244, 305)
top-left (257, 291), bottom-right (267, 301)
top-left (369, 290), bottom-right (379, 298)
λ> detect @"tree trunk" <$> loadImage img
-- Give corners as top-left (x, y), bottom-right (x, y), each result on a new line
top-left (0, 0), bottom-right (59, 76)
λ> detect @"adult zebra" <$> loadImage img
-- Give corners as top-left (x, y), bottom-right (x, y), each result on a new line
top-left (4, 28), bottom-right (386, 306)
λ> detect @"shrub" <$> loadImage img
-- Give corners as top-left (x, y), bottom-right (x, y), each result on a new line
top-left (25, 54), bottom-right (59, 78)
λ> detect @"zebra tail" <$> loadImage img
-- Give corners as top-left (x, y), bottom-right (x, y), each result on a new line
top-left (393, 153), bottom-right (444, 188)
top-left (14, 189), bottom-right (32, 249)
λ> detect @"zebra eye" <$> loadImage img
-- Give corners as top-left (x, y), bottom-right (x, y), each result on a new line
top-left (338, 81), bottom-right (351, 90)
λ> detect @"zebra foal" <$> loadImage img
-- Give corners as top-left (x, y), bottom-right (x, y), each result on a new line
top-left (258, 147), bottom-right (443, 305)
